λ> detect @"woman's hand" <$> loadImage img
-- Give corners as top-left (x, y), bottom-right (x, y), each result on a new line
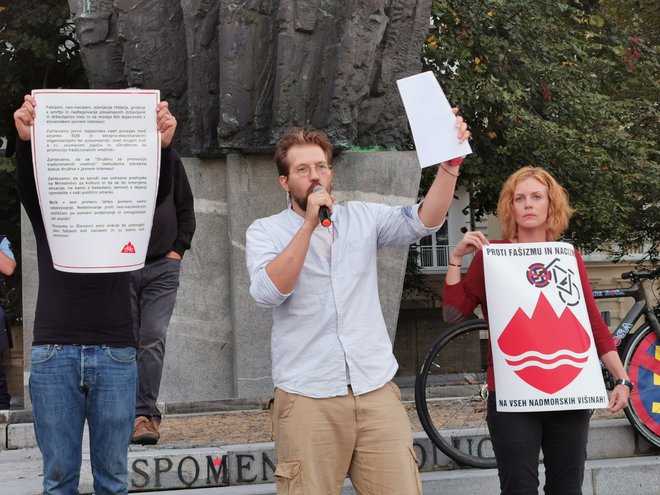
top-left (445, 231), bottom-right (489, 285)
top-left (607, 384), bottom-right (631, 413)
top-left (452, 230), bottom-right (490, 258)
top-left (601, 351), bottom-right (632, 413)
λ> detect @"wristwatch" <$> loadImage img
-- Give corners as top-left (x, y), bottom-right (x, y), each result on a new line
top-left (614, 378), bottom-right (634, 391)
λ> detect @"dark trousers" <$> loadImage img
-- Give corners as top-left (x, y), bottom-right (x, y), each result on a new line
top-left (486, 393), bottom-right (591, 495)
top-left (130, 257), bottom-right (181, 419)
top-left (0, 350), bottom-right (9, 409)
top-left (0, 306), bottom-right (10, 409)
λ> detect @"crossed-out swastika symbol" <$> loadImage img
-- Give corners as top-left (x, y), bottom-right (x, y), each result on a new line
top-left (527, 263), bottom-right (551, 287)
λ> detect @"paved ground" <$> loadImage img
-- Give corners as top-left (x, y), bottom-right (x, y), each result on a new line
top-left (158, 408), bottom-right (274, 447)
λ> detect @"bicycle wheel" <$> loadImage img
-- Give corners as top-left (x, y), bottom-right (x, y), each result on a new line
top-left (415, 319), bottom-right (497, 468)
top-left (621, 324), bottom-right (660, 447)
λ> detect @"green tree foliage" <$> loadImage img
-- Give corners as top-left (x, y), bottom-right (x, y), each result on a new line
top-left (423, 0), bottom-right (659, 261)
top-left (0, 1), bottom-right (86, 153)
top-left (0, 1), bottom-right (87, 319)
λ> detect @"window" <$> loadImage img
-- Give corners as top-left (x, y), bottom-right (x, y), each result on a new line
top-left (410, 224), bottom-right (452, 272)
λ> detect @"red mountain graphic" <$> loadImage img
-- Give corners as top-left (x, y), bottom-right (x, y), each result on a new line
top-left (497, 293), bottom-right (591, 394)
top-left (121, 242), bottom-right (136, 254)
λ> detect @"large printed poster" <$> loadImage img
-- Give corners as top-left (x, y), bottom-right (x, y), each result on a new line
top-left (483, 242), bottom-right (608, 411)
top-left (31, 89), bottom-right (161, 273)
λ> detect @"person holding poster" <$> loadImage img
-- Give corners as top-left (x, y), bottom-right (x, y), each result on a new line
top-left (443, 166), bottom-right (632, 495)
top-left (246, 115), bottom-right (470, 495)
top-left (14, 94), bottom-right (178, 495)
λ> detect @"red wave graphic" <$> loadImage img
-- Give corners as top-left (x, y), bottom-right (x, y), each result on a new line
top-left (498, 293), bottom-right (592, 394)
top-left (506, 354), bottom-right (589, 367)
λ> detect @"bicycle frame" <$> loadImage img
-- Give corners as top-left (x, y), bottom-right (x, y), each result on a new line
top-left (592, 271), bottom-right (660, 406)
top-left (593, 279), bottom-right (660, 350)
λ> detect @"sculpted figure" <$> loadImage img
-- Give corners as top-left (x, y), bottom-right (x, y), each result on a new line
top-left (68, 0), bottom-right (432, 154)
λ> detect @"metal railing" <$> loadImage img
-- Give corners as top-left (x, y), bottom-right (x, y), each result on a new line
top-left (408, 244), bottom-right (455, 271)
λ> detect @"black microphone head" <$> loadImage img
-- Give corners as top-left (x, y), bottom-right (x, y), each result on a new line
top-left (312, 184), bottom-right (331, 227)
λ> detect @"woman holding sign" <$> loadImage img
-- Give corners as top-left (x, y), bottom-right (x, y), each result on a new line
top-left (443, 166), bottom-right (631, 495)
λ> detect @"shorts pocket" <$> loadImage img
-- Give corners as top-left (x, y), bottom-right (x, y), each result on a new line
top-left (274, 461), bottom-right (303, 495)
top-left (387, 381), bottom-right (402, 401)
top-left (106, 346), bottom-right (137, 363)
top-left (274, 388), bottom-right (298, 419)
top-left (30, 344), bottom-right (56, 364)
top-left (407, 445), bottom-right (423, 494)
top-left (408, 444), bottom-right (420, 466)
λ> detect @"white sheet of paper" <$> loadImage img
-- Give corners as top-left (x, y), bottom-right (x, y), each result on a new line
top-left (397, 71), bottom-right (472, 168)
top-left (31, 89), bottom-right (161, 273)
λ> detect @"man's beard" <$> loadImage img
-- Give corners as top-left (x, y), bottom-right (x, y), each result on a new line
top-left (290, 183), bottom-right (331, 212)
top-left (291, 193), bottom-right (308, 212)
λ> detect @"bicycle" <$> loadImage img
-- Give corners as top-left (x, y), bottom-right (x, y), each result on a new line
top-left (594, 268), bottom-right (660, 447)
top-left (414, 267), bottom-right (660, 468)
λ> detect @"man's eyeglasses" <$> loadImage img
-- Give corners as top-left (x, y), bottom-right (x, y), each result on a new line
top-left (292, 163), bottom-right (332, 177)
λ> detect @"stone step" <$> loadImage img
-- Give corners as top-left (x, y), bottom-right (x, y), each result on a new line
top-left (1, 419), bottom-right (658, 494)
top-left (2, 451), bottom-right (658, 495)
top-left (134, 456), bottom-right (660, 495)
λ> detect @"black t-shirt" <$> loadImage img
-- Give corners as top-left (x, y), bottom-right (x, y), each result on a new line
top-left (16, 140), bottom-right (174, 346)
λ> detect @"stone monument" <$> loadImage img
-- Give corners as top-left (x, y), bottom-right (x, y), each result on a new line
top-left (21, 0), bottom-right (433, 404)
top-left (67, 0), bottom-right (432, 153)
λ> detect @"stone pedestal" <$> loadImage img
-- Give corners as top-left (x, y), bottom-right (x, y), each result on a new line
top-left (21, 151), bottom-right (421, 403)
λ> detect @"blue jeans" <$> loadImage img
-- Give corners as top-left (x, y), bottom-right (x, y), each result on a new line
top-left (130, 257), bottom-right (181, 419)
top-left (30, 344), bottom-right (137, 495)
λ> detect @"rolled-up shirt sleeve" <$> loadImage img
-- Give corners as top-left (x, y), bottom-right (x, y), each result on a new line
top-left (376, 203), bottom-right (442, 248)
top-left (245, 219), bottom-right (292, 308)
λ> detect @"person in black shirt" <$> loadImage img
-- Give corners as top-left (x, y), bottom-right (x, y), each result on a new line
top-left (131, 154), bottom-right (196, 445)
top-left (14, 94), bottom-right (177, 494)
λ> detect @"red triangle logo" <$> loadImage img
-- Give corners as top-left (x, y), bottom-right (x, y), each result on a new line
top-left (121, 242), bottom-right (136, 254)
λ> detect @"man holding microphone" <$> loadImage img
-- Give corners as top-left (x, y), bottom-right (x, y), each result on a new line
top-left (246, 112), bottom-right (470, 494)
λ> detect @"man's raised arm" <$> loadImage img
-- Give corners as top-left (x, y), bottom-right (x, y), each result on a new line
top-left (418, 108), bottom-right (470, 227)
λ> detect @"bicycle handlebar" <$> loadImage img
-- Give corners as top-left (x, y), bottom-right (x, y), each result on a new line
top-left (621, 267), bottom-right (660, 281)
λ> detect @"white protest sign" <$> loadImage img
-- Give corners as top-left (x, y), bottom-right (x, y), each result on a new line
top-left (31, 89), bottom-right (161, 273)
top-left (483, 242), bottom-right (608, 412)
top-left (396, 71), bottom-right (472, 168)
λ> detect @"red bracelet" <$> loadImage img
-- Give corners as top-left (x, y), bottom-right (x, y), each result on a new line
top-left (447, 157), bottom-right (464, 167)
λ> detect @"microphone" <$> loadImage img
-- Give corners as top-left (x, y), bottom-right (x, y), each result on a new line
top-left (312, 185), bottom-right (332, 228)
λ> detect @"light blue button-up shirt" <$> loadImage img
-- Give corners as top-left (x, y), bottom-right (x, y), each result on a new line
top-left (0, 237), bottom-right (14, 260)
top-left (246, 201), bottom-right (440, 398)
